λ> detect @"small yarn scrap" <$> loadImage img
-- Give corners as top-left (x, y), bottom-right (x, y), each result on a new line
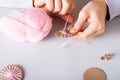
top-left (59, 38), bottom-right (88, 48)
top-left (101, 54), bottom-right (114, 61)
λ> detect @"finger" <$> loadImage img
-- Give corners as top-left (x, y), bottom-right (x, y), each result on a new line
top-left (60, 15), bottom-right (74, 23)
top-left (69, 2), bottom-right (75, 13)
top-left (76, 28), bottom-right (105, 40)
top-left (88, 25), bottom-right (105, 39)
top-left (34, 0), bottom-right (45, 7)
top-left (59, 0), bottom-right (72, 15)
top-left (70, 12), bottom-right (88, 33)
top-left (76, 22), bottom-right (99, 40)
top-left (56, 14), bottom-right (74, 23)
top-left (68, 25), bottom-right (73, 30)
top-left (45, 0), bottom-right (54, 12)
top-left (88, 30), bottom-right (104, 39)
top-left (54, 0), bottom-right (62, 13)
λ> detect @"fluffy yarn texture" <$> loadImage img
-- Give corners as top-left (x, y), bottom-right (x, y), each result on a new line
top-left (0, 8), bottom-right (52, 42)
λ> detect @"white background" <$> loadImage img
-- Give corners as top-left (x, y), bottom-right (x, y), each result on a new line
top-left (0, 0), bottom-right (120, 80)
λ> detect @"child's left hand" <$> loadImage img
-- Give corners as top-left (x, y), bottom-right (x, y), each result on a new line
top-left (69, 0), bottom-right (107, 40)
top-left (33, 0), bottom-right (75, 23)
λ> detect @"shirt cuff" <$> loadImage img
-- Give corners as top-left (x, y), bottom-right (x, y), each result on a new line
top-left (105, 0), bottom-right (120, 20)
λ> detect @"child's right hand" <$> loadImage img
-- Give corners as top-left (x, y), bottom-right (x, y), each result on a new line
top-left (69, 0), bottom-right (107, 40)
top-left (34, 0), bottom-right (75, 23)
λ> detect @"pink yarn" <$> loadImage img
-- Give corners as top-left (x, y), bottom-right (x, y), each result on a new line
top-left (0, 65), bottom-right (23, 80)
top-left (0, 8), bottom-right (52, 42)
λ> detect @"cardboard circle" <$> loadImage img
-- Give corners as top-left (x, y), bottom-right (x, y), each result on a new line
top-left (0, 65), bottom-right (23, 80)
top-left (55, 30), bottom-right (77, 38)
top-left (83, 67), bottom-right (107, 80)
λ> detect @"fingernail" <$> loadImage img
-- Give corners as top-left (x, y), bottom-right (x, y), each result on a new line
top-left (70, 29), bottom-right (76, 33)
top-left (68, 16), bottom-right (74, 23)
top-left (68, 25), bottom-right (73, 30)
top-left (58, 15), bottom-right (74, 23)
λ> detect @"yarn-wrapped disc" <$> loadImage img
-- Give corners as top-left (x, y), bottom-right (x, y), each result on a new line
top-left (0, 65), bottom-right (23, 80)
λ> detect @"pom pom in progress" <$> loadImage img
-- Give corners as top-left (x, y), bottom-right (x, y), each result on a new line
top-left (0, 65), bottom-right (23, 80)
top-left (0, 8), bottom-right (52, 42)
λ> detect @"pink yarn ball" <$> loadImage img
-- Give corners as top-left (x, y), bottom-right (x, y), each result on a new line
top-left (0, 8), bottom-right (52, 42)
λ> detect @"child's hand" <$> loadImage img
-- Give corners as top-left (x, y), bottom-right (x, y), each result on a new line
top-left (69, 0), bottom-right (107, 40)
top-left (34, 0), bottom-right (75, 15)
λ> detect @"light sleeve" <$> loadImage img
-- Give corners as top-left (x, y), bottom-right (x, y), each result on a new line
top-left (105, 0), bottom-right (120, 20)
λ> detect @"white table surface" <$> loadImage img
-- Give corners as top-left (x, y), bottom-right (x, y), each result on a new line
top-left (0, 0), bottom-right (120, 80)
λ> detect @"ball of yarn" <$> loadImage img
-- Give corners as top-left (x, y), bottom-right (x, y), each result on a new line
top-left (0, 8), bottom-right (52, 42)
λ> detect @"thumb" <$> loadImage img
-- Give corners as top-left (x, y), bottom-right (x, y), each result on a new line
top-left (70, 12), bottom-right (88, 33)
